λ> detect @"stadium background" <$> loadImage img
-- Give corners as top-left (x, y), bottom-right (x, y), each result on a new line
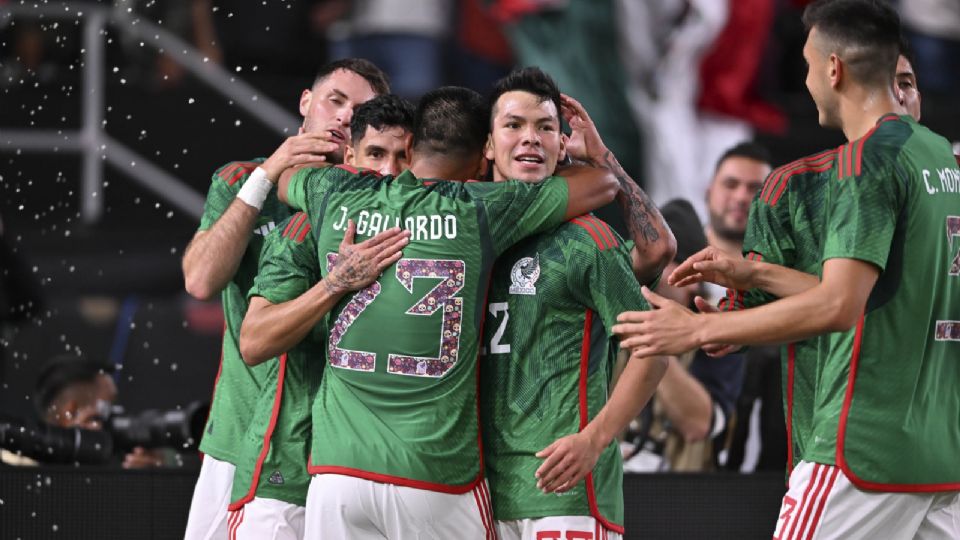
top-left (0, 1), bottom-right (957, 538)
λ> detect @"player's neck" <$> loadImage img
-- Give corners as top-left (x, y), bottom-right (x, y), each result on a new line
top-left (839, 87), bottom-right (900, 142)
top-left (410, 156), bottom-right (478, 181)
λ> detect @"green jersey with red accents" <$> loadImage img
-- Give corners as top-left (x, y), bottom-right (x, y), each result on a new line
top-left (481, 215), bottom-right (649, 532)
top-left (284, 165), bottom-right (570, 492)
top-left (197, 159), bottom-right (293, 465)
top-left (806, 114), bottom-right (960, 490)
top-left (720, 148), bottom-right (837, 473)
top-left (230, 212), bottom-right (324, 508)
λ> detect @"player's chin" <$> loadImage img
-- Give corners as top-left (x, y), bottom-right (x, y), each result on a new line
top-left (507, 166), bottom-right (550, 182)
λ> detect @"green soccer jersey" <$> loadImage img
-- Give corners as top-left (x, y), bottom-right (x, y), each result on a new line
top-left (229, 213), bottom-right (324, 508)
top-left (805, 114), bottom-right (960, 490)
top-left (481, 215), bottom-right (649, 531)
top-left (721, 148), bottom-right (838, 472)
top-left (285, 165), bottom-right (570, 491)
top-left (197, 159), bottom-right (293, 465)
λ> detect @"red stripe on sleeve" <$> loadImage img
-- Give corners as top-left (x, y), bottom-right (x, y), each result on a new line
top-left (296, 221), bottom-right (312, 243)
top-left (570, 217), bottom-right (607, 250)
top-left (585, 216), bottom-right (617, 248)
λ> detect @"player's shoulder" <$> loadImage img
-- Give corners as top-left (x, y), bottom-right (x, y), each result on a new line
top-left (213, 158), bottom-right (265, 185)
top-left (758, 148), bottom-right (838, 206)
top-left (837, 114), bottom-right (913, 180)
top-left (563, 214), bottom-right (623, 251)
top-left (274, 212), bottom-right (313, 245)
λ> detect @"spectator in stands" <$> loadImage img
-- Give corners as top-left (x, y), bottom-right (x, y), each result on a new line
top-left (698, 141), bottom-right (784, 471)
top-left (326, 0), bottom-right (450, 100)
top-left (621, 199), bottom-right (743, 472)
top-left (899, 0), bottom-right (960, 95)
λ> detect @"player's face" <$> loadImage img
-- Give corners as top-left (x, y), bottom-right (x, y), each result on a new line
top-left (299, 69), bottom-right (378, 162)
top-left (486, 91), bottom-right (565, 182)
top-left (346, 125), bottom-right (412, 176)
top-left (894, 55), bottom-right (921, 122)
top-left (706, 156), bottom-right (769, 239)
top-left (803, 29), bottom-right (840, 128)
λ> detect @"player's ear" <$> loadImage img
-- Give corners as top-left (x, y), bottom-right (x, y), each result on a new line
top-left (558, 132), bottom-right (568, 163)
top-left (828, 53), bottom-right (842, 89)
top-left (299, 88), bottom-right (313, 117)
top-left (344, 144), bottom-right (356, 166)
top-left (478, 156), bottom-right (489, 179)
top-left (404, 136), bottom-right (415, 164)
top-left (484, 133), bottom-right (495, 162)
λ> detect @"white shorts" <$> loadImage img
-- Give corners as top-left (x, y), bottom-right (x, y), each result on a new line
top-left (497, 516), bottom-right (623, 540)
top-left (184, 455), bottom-right (236, 540)
top-left (772, 460), bottom-right (960, 540)
top-left (303, 473), bottom-right (496, 539)
top-left (226, 497), bottom-right (304, 540)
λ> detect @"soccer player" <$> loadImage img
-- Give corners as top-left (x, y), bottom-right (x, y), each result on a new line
top-left (343, 94), bottom-right (415, 176)
top-left (683, 46), bottom-right (927, 477)
top-left (222, 95), bottom-right (416, 539)
top-left (479, 68), bottom-right (673, 540)
top-left (614, 1), bottom-right (960, 538)
top-left (274, 86), bottom-right (620, 538)
top-left (180, 58), bottom-right (389, 540)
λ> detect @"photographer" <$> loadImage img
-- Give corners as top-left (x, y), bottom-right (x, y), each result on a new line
top-left (1, 355), bottom-right (172, 467)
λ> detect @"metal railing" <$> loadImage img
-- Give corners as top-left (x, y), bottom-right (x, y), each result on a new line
top-left (0, 3), bottom-right (300, 223)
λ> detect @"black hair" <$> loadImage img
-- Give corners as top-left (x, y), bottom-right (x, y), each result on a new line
top-left (487, 67), bottom-right (562, 127)
top-left (313, 58), bottom-right (390, 96)
top-left (350, 95), bottom-right (415, 146)
top-left (714, 141), bottom-right (773, 173)
top-left (34, 355), bottom-right (113, 415)
top-left (897, 34), bottom-right (915, 69)
top-left (802, 0), bottom-right (901, 88)
top-left (412, 86), bottom-right (488, 158)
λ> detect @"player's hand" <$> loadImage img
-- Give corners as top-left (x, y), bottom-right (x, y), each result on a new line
top-left (260, 132), bottom-right (341, 182)
top-left (668, 246), bottom-right (757, 291)
top-left (612, 287), bottom-right (702, 357)
top-left (122, 447), bottom-right (164, 469)
top-left (560, 94), bottom-right (608, 165)
top-left (324, 220), bottom-right (411, 295)
top-left (535, 430), bottom-right (605, 494)
top-left (693, 296), bottom-right (741, 357)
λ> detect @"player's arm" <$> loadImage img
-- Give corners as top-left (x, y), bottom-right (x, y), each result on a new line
top-left (240, 221), bottom-right (409, 365)
top-left (655, 356), bottom-right (713, 442)
top-left (537, 352), bottom-right (667, 493)
top-left (560, 94), bottom-right (675, 283)
top-left (183, 135), bottom-right (337, 300)
top-left (555, 163), bottom-right (620, 219)
top-left (670, 246), bottom-right (819, 298)
top-left (183, 199), bottom-right (260, 300)
top-left (614, 257), bottom-right (880, 356)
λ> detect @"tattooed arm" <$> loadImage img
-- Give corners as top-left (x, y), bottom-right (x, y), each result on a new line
top-left (561, 94), bottom-right (676, 284)
top-left (239, 222), bottom-right (410, 365)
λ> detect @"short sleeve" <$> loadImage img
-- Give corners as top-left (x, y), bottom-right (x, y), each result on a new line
top-left (743, 188), bottom-right (796, 267)
top-left (564, 217), bottom-right (649, 336)
top-left (199, 161), bottom-right (262, 231)
top-left (248, 213), bottom-right (321, 305)
top-left (821, 150), bottom-right (904, 270)
top-left (469, 177), bottom-right (569, 255)
top-left (284, 165), bottom-right (339, 215)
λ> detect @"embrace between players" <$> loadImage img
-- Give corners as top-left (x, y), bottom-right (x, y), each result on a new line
top-left (181, 1), bottom-right (959, 539)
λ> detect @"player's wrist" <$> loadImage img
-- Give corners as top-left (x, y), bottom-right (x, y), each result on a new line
top-left (236, 167), bottom-right (274, 210)
top-left (749, 260), bottom-right (772, 292)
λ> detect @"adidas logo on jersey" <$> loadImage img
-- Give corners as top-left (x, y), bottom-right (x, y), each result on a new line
top-left (252, 221), bottom-right (277, 236)
top-left (268, 470), bottom-right (285, 485)
top-left (509, 254), bottom-right (540, 295)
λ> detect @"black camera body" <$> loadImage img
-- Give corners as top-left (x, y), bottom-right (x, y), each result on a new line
top-left (0, 401), bottom-right (208, 465)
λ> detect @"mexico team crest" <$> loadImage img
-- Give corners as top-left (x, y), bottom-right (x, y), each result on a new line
top-left (509, 254), bottom-right (540, 295)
